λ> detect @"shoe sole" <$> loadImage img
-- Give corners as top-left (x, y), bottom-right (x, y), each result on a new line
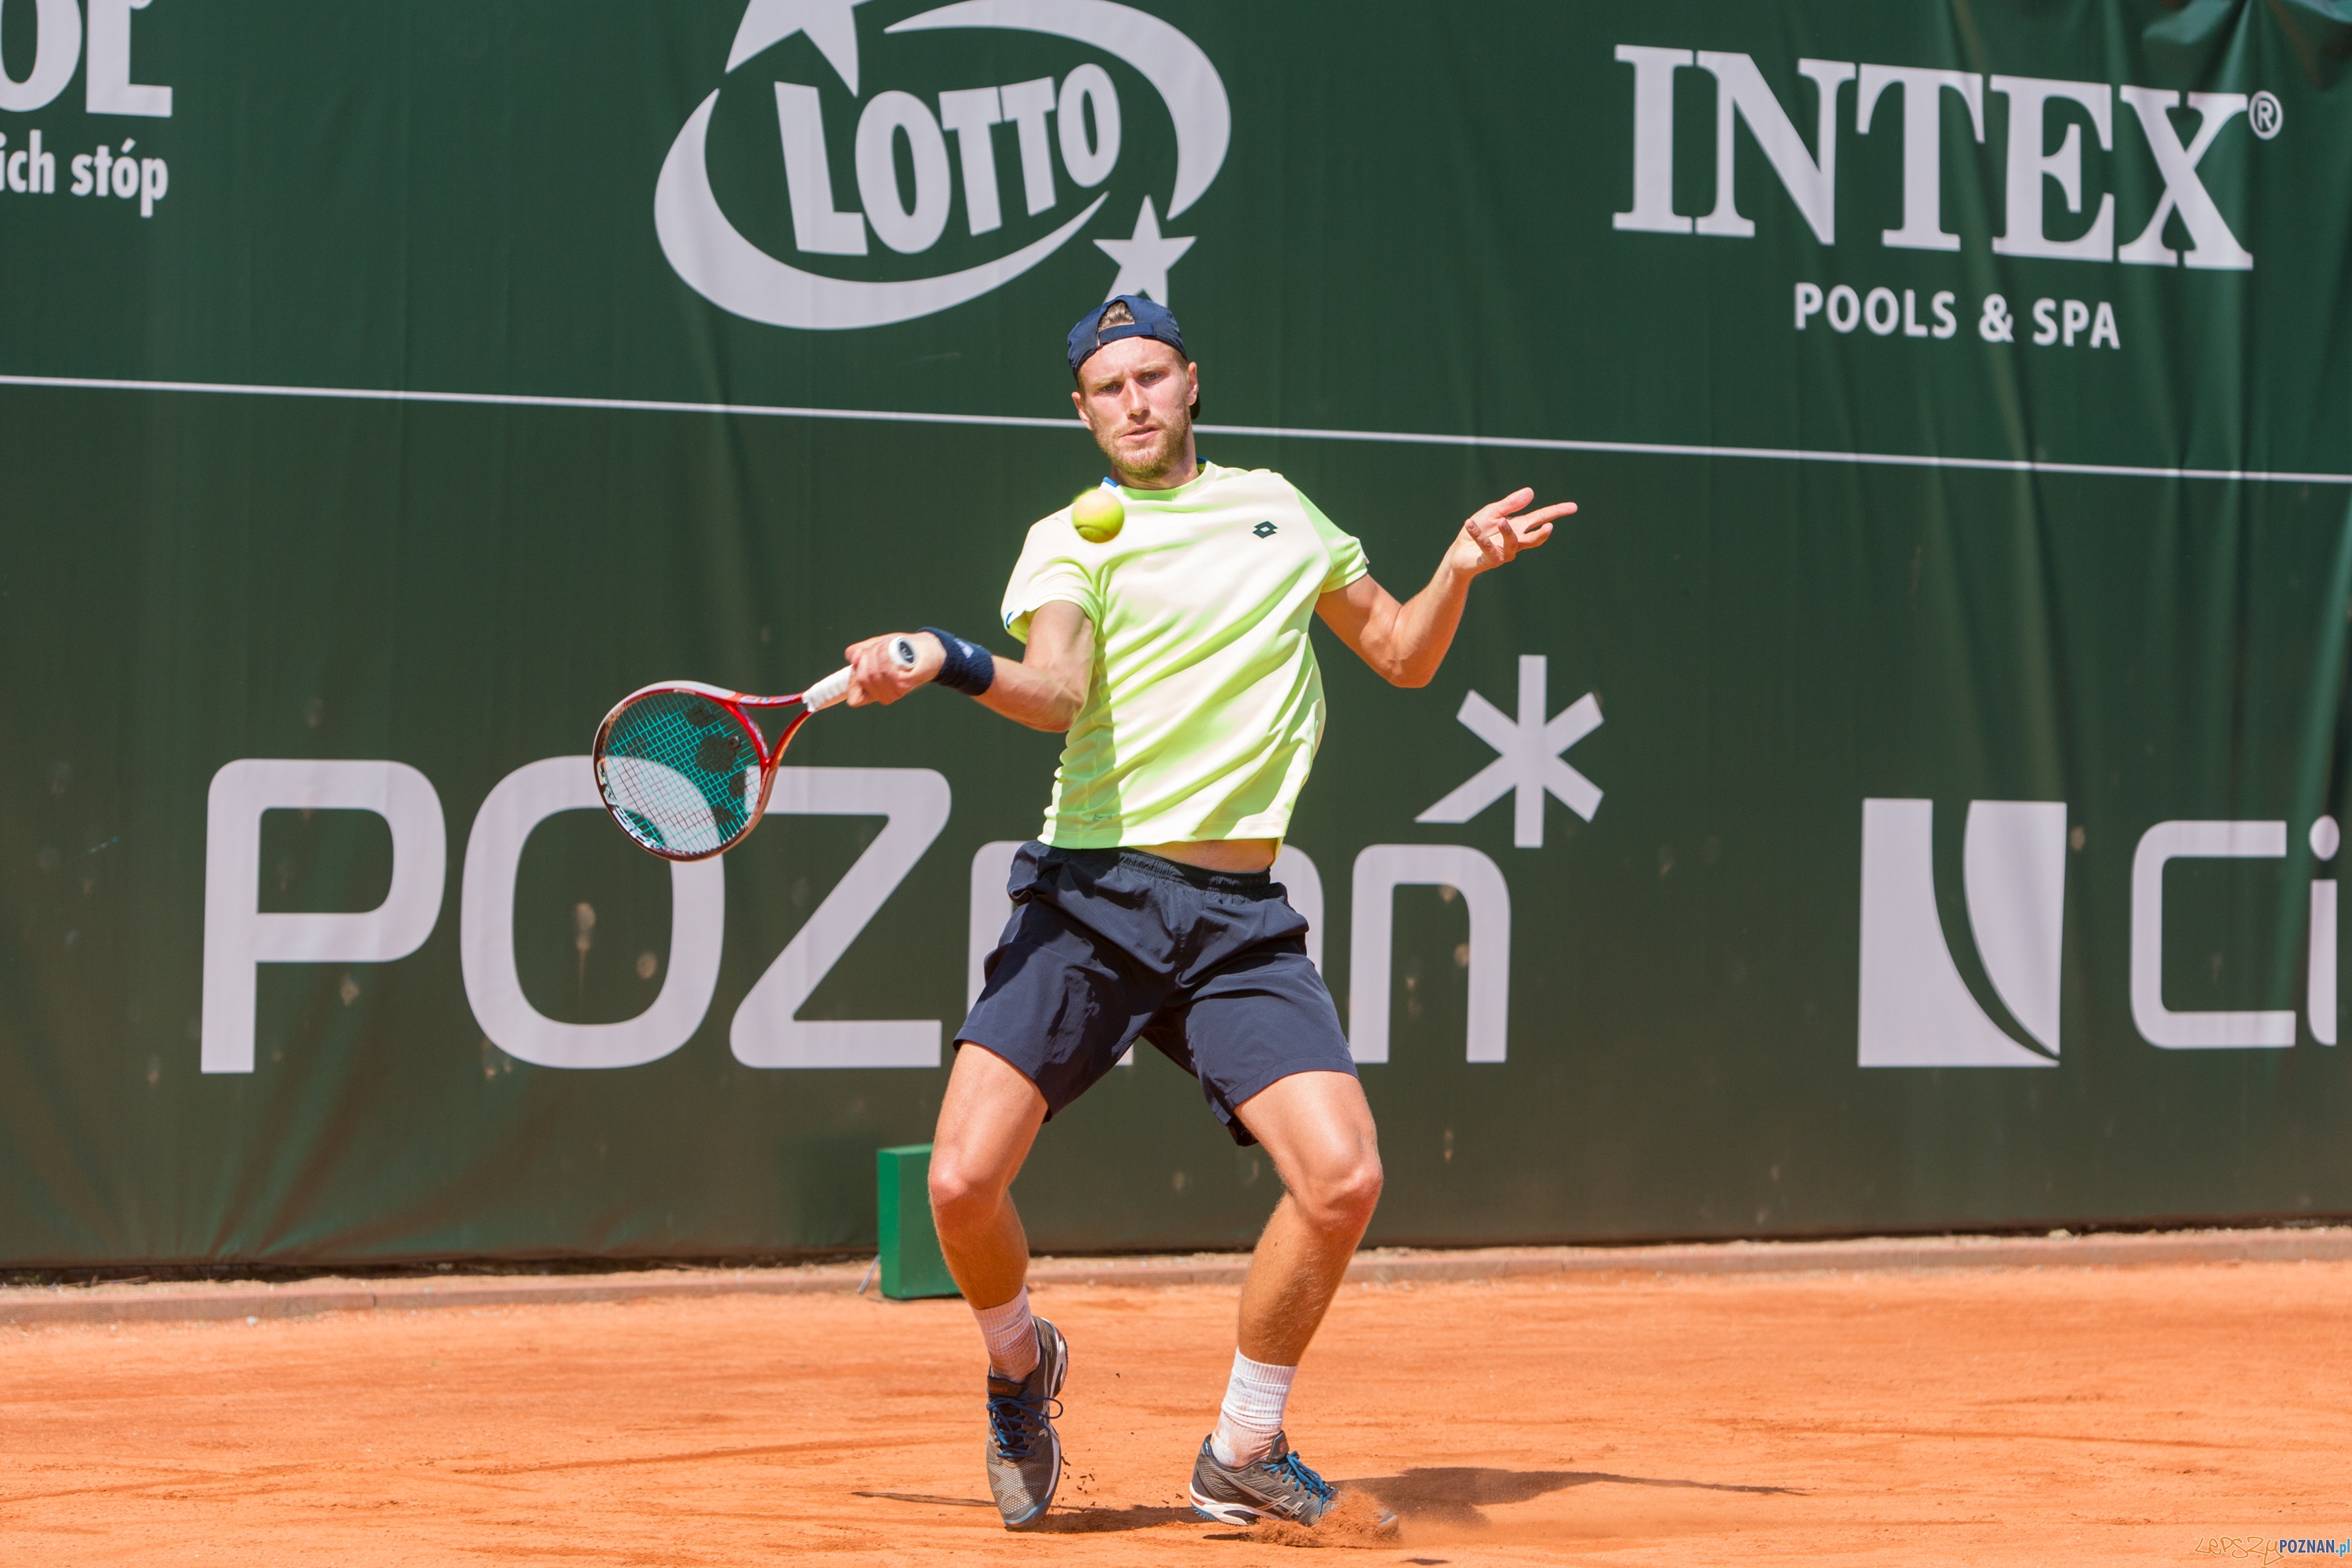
top-left (1189, 1487), bottom-right (1395, 1534)
top-left (1188, 1486), bottom-right (1270, 1526)
top-left (1000, 1321), bottom-right (1070, 1531)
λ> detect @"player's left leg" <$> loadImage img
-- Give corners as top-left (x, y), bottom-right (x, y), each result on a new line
top-left (1184, 1070), bottom-right (1381, 1523)
top-left (1229, 1070), bottom-right (1383, 1370)
top-left (1134, 862), bottom-right (1388, 1526)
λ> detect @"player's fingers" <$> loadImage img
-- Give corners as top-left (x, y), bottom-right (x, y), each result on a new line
top-left (1486, 486), bottom-right (1537, 520)
top-left (845, 642), bottom-right (893, 706)
top-left (880, 633), bottom-right (929, 700)
top-left (1465, 489), bottom-right (1527, 529)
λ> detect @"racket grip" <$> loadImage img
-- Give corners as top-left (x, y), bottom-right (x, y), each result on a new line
top-left (804, 636), bottom-right (921, 712)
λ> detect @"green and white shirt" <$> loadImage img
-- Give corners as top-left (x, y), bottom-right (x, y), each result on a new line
top-left (1002, 463), bottom-right (1369, 848)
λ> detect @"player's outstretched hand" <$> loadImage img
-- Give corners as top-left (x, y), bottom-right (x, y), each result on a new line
top-left (844, 633), bottom-right (942, 706)
top-left (1450, 488), bottom-right (1575, 577)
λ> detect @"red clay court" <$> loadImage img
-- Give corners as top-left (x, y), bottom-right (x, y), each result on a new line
top-left (6, 1247), bottom-right (2345, 1563)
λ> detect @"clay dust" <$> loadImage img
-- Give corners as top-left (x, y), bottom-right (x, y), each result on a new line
top-left (1240, 1486), bottom-right (1400, 1547)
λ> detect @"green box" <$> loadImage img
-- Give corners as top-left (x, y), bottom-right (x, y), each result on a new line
top-left (877, 1144), bottom-right (961, 1300)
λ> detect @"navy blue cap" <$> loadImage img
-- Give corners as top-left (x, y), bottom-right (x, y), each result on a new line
top-left (1067, 295), bottom-right (1186, 376)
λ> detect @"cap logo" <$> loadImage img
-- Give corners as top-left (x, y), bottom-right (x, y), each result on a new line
top-left (1069, 292), bottom-right (1185, 372)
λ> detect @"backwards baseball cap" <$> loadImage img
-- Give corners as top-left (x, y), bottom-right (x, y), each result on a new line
top-left (1067, 294), bottom-right (1186, 376)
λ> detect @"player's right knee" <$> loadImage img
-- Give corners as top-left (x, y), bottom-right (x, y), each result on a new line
top-left (927, 1153), bottom-right (1008, 1230)
top-left (1293, 1152), bottom-right (1384, 1234)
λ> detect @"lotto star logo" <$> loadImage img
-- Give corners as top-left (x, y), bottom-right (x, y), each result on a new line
top-left (1252, 521), bottom-right (1277, 538)
top-left (654, 0), bottom-right (1232, 330)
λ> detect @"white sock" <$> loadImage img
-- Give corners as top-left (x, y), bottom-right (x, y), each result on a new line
top-left (1210, 1350), bottom-right (1297, 1467)
top-left (972, 1286), bottom-right (1039, 1382)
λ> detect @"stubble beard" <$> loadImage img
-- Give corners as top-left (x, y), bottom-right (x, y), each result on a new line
top-left (1098, 401), bottom-right (1193, 487)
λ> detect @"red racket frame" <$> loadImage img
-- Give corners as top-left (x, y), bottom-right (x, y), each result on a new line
top-left (590, 639), bottom-right (916, 862)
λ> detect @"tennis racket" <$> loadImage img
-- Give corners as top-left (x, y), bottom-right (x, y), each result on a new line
top-left (592, 636), bottom-right (919, 861)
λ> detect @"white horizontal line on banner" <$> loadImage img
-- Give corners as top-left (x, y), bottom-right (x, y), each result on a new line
top-left (1198, 423), bottom-right (2352, 488)
top-left (3, 372), bottom-right (2346, 487)
top-left (0, 372), bottom-right (1081, 432)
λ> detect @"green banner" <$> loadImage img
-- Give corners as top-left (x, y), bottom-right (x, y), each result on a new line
top-left (2, 0), bottom-right (2348, 1265)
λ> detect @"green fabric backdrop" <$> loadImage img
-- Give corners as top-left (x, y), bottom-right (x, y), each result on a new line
top-left (2, 0), bottom-right (2347, 1264)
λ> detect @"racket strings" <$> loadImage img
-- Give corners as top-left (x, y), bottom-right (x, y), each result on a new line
top-left (598, 692), bottom-right (763, 857)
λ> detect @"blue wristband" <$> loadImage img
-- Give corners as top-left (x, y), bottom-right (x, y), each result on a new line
top-left (920, 628), bottom-right (996, 695)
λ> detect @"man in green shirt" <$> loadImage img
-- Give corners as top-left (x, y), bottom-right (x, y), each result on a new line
top-left (844, 296), bottom-right (1571, 1532)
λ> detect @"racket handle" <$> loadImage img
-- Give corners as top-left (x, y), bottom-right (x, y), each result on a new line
top-left (804, 635), bottom-right (920, 712)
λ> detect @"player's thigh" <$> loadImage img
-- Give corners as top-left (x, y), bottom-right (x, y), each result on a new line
top-left (930, 1041), bottom-right (1047, 1209)
top-left (1233, 1069), bottom-right (1381, 1222)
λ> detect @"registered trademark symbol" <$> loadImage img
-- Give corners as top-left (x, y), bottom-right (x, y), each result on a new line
top-left (2249, 90), bottom-right (2284, 140)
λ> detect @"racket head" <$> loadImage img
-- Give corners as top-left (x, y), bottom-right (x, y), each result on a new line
top-left (593, 681), bottom-right (795, 862)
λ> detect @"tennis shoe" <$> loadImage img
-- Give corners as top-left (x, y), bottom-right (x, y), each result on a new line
top-left (1189, 1431), bottom-right (1367, 1527)
top-left (983, 1316), bottom-right (1068, 1530)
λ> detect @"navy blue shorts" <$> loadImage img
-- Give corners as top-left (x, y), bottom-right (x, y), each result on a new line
top-left (956, 843), bottom-right (1357, 1147)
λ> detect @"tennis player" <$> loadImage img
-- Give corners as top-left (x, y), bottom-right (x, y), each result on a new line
top-left (843, 295), bottom-right (1571, 1530)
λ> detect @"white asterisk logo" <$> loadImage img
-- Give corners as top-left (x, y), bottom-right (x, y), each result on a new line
top-left (1416, 655), bottom-right (1603, 848)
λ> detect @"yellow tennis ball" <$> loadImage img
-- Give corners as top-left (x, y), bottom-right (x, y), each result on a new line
top-left (1071, 487), bottom-right (1125, 543)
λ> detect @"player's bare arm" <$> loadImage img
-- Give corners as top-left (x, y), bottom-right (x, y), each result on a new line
top-left (1315, 487), bottom-right (1577, 688)
top-left (842, 604), bottom-right (1093, 730)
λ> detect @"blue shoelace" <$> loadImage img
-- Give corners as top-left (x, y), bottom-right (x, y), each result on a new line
top-left (986, 1387), bottom-right (1062, 1462)
top-left (1267, 1449), bottom-right (1334, 1504)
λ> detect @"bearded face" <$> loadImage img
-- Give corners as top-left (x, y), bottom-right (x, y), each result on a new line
top-left (1073, 339), bottom-right (1200, 487)
top-left (1093, 396), bottom-right (1192, 483)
